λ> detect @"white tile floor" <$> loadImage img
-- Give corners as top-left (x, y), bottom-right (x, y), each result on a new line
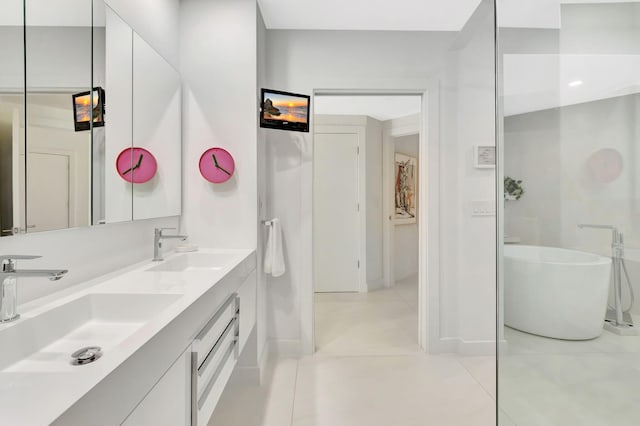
top-left (499, 319), bottom-right (640, 426)
top-left (210, 276), bottom-right (497, 426)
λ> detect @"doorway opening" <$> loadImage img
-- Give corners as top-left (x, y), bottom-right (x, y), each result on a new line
top-left (312, 94), bottom-right (424, 355)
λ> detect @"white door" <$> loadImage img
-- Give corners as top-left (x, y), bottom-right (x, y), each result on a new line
top-left (313, 131), bottom-right (361, 292)
top-left (27, 152), bottom-right (69, 232)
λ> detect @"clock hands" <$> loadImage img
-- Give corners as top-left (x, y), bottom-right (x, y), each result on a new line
top-left (122, 154), bottom-right (144, 175)
top-left (212, 154), bottom-right (232, 176)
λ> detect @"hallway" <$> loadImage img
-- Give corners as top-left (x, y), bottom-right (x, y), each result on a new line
top-left (210, 278), bottom-right (497, 426)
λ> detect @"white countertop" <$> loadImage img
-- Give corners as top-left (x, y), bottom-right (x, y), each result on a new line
top-left (0, 248), bottom-right (255, 425)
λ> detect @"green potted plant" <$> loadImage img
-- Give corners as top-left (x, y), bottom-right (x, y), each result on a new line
top-left (504, 176), bottom-right (524, 201)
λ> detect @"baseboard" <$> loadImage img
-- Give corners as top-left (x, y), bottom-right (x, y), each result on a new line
top-left (367, 278), bottom-right (385, 292)
top-left (268, 339), bottom-right (301, 357)
top-left (258, 340), bottom-right (270, 385)
top-left (457, 339), bottom-right (498, 356)
top-left (432, 337), bottom-right (459, 354)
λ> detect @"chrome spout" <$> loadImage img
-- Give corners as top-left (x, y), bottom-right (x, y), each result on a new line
top-left (0, 255), bottom-right (68, 323)
top-left (3, 269), bottom-right (69, 281)
top-left (153, 228), bottom-right (188, 262)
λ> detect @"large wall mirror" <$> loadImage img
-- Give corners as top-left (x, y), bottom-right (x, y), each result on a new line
top-left (0, 0), bottom-right (26, 236)
top-left (0, 0), bottom-right (181, 237)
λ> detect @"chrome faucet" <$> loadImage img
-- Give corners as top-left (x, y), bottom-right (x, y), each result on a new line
top-left (0, 255), bottom-right (68, 323)
top-left (153, 228), bottom-right (188, 262)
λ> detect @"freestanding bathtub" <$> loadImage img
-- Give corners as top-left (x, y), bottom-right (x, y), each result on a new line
top-left (504, 245), bottom-right (612, 340)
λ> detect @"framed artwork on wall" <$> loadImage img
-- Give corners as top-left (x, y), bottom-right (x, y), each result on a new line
top-left (394, 153), bottom-right (417, 224)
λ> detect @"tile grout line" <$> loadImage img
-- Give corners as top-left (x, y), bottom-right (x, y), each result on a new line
top-left (455, 357), bottom-right (496, 403)
top-left (288, 359), bottom-right (300, 426)
top-left (388, 279), bottom-right (419, 316)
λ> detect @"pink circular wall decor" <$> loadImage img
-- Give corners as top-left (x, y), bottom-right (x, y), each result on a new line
top-left (587, 148), bottom-right (623, 184)
top-left (199, 147), bottom-right (235, 183)
top-left (116, 147), bottom-right (158, 184)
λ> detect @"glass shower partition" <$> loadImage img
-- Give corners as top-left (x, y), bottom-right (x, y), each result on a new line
top-left (497, 1), bottom-right (640, 424)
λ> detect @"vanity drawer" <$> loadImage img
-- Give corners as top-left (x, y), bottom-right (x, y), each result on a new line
top-left (192, 294), bottom-right (238, 369)
top-left (191, 338), bottom-right (237, 426)
top-left (191, 295), bottom-right (239, 426)
top-left (196, 315), bottom-right (237, 398)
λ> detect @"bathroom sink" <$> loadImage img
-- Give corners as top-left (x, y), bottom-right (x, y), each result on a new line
top-left (146, 253), bottom-right (237, 272)
top-left (0, 293), bottom-right (181, 372)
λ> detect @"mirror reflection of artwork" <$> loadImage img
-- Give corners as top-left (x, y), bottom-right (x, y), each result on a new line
top-left (72, 87), bottom-right (105, 131)
top-left (394, 153), bottom-right (417, 224)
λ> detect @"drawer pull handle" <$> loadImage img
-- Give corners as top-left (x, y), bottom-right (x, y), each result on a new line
top-left (198, 316), bottom-right (237, 377)
top-left (191, 294), bottom-right (240, 426)
top-left (195, 293), bottom-right (238, 341)
top-left (197, 340), bottom-right (237, 411)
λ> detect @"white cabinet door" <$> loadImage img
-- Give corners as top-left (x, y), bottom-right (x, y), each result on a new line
top-left (122, 349), bottom-right (190, 426)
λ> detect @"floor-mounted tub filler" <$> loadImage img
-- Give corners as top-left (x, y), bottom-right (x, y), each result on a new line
top-left (578, 224), bottom-right (636, 336)
top-left (504, 245), bottom-right (612, 340)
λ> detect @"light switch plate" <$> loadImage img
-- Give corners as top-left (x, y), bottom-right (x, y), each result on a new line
top-left (471, 201), bottom-right (496, 216)
top-left (474, 146), bottom-right (496, 168)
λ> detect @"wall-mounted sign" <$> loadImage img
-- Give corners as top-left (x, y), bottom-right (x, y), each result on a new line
top-left (199, 147), bottom-right (235, 183)
top-left (474, 146), bottom-right (496, 168)
top-left (116, 147), bottom-right (158, 183)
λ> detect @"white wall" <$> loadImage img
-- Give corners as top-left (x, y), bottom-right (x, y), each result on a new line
top-left (179, 0), bottom-right (258, 250)
top-left (1, 0), bottom-right (182, 306)
top-left (179, 0), bottom-right (262, 370)
top-left (264, 0), bottom-right (496, 354)
top-left (393, 134), bottom-right (419, 282)
top-left (439, 2), bottom-right (497, 351)
top-left (256, 6), bottom-right (269, 371)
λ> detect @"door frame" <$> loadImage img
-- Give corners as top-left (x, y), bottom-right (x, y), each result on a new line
top-left (313, 123), bottom-right (367, 293)
top-left (304, 85), bottom-right (441, 354)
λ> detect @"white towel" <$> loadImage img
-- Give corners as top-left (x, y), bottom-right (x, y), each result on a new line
top-left (264, 218), bottom-right (286, 277)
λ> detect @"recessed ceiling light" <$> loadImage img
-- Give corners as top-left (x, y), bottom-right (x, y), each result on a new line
top-left (569, 80), bottom-right (583, 87)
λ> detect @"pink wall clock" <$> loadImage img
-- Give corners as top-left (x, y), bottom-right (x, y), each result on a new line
top-left (116, 147), bottom-right (158, 184)
top-left (199, 147), bottom-right (235, 183)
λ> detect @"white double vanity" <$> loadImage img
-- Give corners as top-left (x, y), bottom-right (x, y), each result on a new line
top-left (0, 249), bottom-right (257, 425)
top-left (0, 0), bottom-right (261, 424)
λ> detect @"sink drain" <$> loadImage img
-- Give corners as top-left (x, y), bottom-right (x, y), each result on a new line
top-left (71, 346), bottom-right (102, 365)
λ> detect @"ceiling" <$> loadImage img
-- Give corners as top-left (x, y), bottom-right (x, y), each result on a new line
top-left (258, 0), bottom-right (482, 31)
top-left (314, 95), bottom-right (422, 121)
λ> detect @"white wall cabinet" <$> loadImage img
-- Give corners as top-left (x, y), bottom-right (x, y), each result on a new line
top-left (122, 348), bottom-right (191, 426)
